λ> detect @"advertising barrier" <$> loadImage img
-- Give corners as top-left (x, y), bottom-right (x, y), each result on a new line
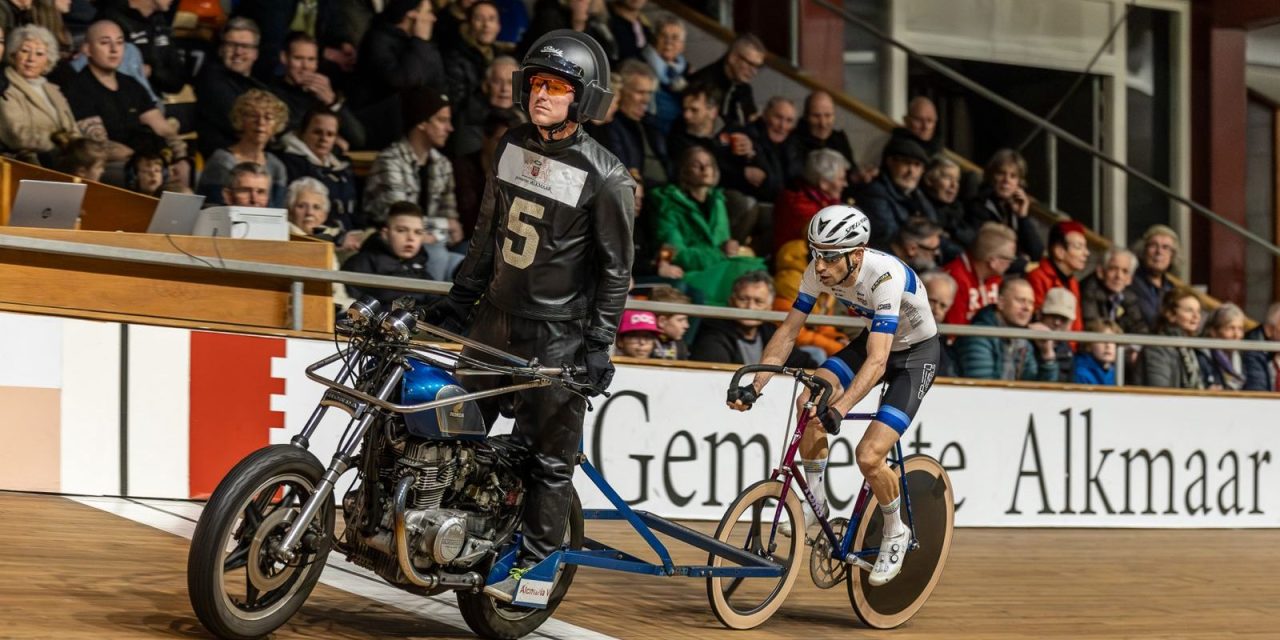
top-left (2, 311), bottom-right (1276, 527)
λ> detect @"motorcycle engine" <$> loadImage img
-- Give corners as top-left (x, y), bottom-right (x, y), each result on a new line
top-left (340, 431), bottom-right (527, 587)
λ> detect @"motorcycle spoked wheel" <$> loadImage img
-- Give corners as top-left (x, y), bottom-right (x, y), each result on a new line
top-left (456, 490), bottom-right (584, 640)
top-left (187, 445), bottom-right (335, 640)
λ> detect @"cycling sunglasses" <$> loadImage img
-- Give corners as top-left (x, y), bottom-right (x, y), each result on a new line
top-left (810, 246), bottom-right (853, 262)
top-left (530, 74), bottom-right (574, 97)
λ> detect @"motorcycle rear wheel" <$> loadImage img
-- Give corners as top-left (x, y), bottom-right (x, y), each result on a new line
top-left (187, 445), bottom-right (335, 640)
top-left (456, 490), bottom-right (584, 640)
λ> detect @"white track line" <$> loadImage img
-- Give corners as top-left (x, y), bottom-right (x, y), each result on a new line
top-left (70, 496), bottom-right (616, 640)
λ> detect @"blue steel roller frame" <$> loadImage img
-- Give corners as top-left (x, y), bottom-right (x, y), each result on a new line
top-left (491, 450), bottom-right (788, 609)
top-left (576, 458), bottom-right (786, 577)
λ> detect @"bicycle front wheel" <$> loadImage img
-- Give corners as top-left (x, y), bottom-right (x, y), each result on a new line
top-left (847, 454), bottom-right (955, 629)
top-left (706, 479), bottom-right (804, 630)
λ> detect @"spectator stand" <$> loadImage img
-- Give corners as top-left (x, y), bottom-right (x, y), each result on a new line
top-left (647, 0), bottom-right (1252, 327)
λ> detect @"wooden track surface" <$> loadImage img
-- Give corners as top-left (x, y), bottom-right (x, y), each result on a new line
top-left (3, 491), bottom-right (1278, 639)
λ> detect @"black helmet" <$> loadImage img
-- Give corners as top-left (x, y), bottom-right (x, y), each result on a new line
top-left (514, 29), bottom-right (613, 123)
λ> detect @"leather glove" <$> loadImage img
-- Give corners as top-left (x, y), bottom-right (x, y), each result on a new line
top-left (584, 349), bottom-right (615, 397)
top-left (815, 403), bottom-right (843, 436)
top-left (418, 296), bottom-right (470, 334)
top-left (726, 384), bottom-right (759, 407)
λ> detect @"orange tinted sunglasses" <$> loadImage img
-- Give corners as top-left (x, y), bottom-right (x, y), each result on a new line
top-left (530, 74), bottom-right (574, 97)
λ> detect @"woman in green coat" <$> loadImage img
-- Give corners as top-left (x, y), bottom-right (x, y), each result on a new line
top-left (651, 146), bottom-right (767, 305)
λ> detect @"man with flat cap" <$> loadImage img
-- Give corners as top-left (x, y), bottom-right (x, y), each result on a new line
top-left (855, 136), bottom-right (936, 252)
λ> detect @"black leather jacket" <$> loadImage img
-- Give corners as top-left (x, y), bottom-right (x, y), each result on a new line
top-left (450, 123), bottom-right (636, 350)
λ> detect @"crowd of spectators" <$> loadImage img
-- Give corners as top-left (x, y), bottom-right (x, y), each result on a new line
top-left (0, 0), bottom-right (1273, 392)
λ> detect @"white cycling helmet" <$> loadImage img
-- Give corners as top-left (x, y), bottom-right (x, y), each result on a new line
top-left (807, 205), bottom-right (871, 253)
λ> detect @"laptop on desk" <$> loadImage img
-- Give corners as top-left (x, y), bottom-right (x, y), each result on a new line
top-left (146, 192), bottom-right (207, 234)
top-left (8, 180), bottom-right (86, 229)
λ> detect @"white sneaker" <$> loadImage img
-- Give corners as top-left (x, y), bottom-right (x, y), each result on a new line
top-left (778, 504), bottom-right (826, 541)
top-left (868, 527), bottom-right (909, 586)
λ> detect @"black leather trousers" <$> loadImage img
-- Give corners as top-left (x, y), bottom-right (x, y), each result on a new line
top-left (463, 300), bottom-right (587, 563)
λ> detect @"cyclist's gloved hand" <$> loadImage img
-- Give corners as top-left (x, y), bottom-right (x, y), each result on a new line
top-left (584, 349), bottom-right (614, 397)
top-left (815, 403), bottom-right (843, 436)
top-left (726, 384), bottom-right (759, 409)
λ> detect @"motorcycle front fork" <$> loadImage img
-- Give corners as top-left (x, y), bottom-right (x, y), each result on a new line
top-left (273, 367), bottom-right (404, 561)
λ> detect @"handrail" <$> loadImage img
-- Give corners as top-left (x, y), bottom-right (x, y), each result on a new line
top-left (632, 299), bottom-right (1276, 352)
top-left (653, 0), bottom-right (896, 131)
top-left (4, 231), bottom-right (1278, 354)
top-left (0, 232), bottom-right (443, 295)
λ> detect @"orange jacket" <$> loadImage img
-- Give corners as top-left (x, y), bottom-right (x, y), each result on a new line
top-left (772, 297), bottom-right (847, 355)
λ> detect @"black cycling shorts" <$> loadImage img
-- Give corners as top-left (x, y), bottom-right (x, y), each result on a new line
top-left (819, 333), bottom-right (940, 435)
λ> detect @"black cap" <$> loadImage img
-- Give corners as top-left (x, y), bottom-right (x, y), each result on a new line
top-left (883, 136), bottom-right (929, 164)
top-left (401, 88), bottom-right (450, 133)
top-left (382, 0), bottom-right (421, 25)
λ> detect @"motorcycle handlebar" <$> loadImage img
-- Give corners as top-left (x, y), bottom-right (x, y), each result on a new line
top-left (538, 365), bottom-right (610, 399)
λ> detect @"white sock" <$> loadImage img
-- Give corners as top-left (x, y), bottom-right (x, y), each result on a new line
top-left (801, 458), bottom-right (828, 517)
top-left (881, 496), bottom-right (904, 538)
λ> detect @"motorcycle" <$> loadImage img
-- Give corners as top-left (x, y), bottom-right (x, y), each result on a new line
top-left (186, 298), bottom-right (596, 640)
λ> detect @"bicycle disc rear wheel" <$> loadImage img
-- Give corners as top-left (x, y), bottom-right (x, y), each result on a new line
top-left (847, 454), bottom-right (955, 629)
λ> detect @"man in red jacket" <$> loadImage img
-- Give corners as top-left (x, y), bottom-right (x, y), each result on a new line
top-left (1026, 220), bottom-right (1089, 332)
top-left (941, 222), bottom-right (1017, 325)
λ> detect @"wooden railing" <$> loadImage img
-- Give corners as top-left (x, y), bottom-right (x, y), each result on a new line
top-left (0, 156), bottom-right (335, 333)
top-left (0, 227), bottom-right (334, 333)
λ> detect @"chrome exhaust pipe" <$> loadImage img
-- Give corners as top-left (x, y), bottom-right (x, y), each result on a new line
top-left (393, 474), bottom-right (439, 589)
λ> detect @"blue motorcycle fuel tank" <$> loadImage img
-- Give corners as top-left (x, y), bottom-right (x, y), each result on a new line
top-left (401, 358), bottom-right (487, 440)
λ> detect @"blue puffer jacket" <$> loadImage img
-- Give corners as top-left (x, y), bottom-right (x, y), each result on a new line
top-left (953, 305), bottom-right (1058, 382)
top-left (1072, 353), bottom-right (1116, 386)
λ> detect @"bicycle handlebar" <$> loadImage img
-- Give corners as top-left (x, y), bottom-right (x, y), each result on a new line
top-left (728, 364), bottom-right (833, 410)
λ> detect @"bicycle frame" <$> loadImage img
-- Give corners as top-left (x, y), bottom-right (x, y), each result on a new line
top-left (769, 407), bottom-right (919, 568)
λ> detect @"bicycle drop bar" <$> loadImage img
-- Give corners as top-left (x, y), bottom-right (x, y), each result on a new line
top-left (728, 364), bottom-right (834, 409)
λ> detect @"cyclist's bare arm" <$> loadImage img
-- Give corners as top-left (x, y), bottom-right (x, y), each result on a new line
top-left (828, 331), bottom-right (892, 415)
top-left (726, 308), bottom-right (808, 411)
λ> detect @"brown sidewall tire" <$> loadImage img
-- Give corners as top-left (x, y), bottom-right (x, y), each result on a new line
top-left (848, 454), bottom-right (955, 629)
top-left (707, 479), bottom-right (805, 630)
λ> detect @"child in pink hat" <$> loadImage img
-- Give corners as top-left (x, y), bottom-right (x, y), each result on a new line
top-left (616, 310), bottom-right (661, 358)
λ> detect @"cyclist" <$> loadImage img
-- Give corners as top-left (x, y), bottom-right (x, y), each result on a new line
top-left (727, 204), bottom-right (940, 586)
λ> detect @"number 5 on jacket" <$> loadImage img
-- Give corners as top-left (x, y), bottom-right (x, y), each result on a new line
top-left (502, 197), bottom-right (545, 269)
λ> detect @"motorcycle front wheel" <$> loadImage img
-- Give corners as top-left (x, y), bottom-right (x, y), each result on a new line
top-left (187, 445), bottom-right (335, 640)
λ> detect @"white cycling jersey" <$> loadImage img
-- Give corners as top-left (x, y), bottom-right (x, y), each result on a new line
top-left (792, 249), bottom-right (937, 351)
